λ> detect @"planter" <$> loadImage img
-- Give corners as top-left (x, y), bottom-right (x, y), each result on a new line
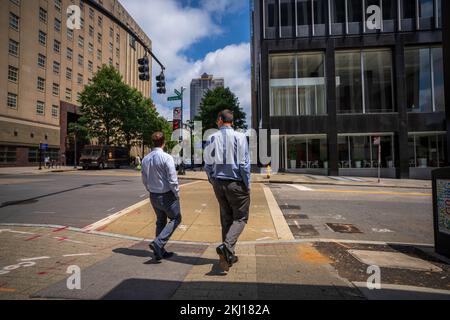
top-left (290, 160), bottom-right (297, 169)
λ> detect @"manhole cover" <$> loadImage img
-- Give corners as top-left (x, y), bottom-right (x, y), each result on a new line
top-left (289, 224), bottom-right (319, 237)
top-left (279, 205), bottom-right (301, 210)
top-left (326, 223), bottom-right (363, 234)
top-left (285, 214), bottom-right (308, 220)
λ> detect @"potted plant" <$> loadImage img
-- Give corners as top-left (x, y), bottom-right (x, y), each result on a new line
top-left (289, 149), bottom-right (297, 169)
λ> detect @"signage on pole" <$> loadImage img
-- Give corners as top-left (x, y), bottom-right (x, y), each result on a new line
top-left (168, 96), bottom-right (182, 102)
top-left (173, 107), bottom-right (182, 121)
top-left (39, 143), bottom-right (49, 150)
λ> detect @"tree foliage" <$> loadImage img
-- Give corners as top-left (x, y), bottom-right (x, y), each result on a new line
top-left (77, 65), bottom-right (171, 154)
top-left (195, 87), bottom-right (247, 132)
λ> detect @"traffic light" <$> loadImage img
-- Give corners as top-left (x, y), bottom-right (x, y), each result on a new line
top-left (138, 56), bottom-right (149, 81)
top-left (156, 72), bottom-right (166, 94)
top-left (173, 120), bottom-right (181, 131)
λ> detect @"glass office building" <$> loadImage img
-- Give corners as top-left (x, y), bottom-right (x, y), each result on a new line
top-left (251, 0), bottom-right (446, 179)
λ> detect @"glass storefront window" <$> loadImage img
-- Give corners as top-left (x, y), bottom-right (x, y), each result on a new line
top-left (265, 0), bottom-right (277, 39)
top-left (286, 135), bottom-right (328, 169)
top-left (382, 0), bottom-right (397, 32)
top-left (363, 50), bottom-right (394, 113)
top-left (409, 133), bottom-right (447, 168)
top-left (347, 0), bottom-right (363, 34)
top-left (338, 134), bottom-right (395, 168)
top-left (297, 0), bottom-right (312, 37)
top-left (270, 52), bottom-right (326, 117)
top-left (336, 51), bottom-right (363, 114)
top-left (0, 146), bottom-right (16, 164)
top-left (337, 49), bottom-right (394, 114)
top-left (405, 47), bottom-right (444, 113)
top-left (280, 0), bottom-right (295, 37)
top-left (297, 52), bottom-right (326, 115)
top-left (331, 0), bottom-right (346, 34)
top-left (418, 0), bottom-right (434, 29)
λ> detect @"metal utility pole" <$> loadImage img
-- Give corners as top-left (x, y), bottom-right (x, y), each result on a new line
top-left (73, 128), bottom-right (78, 169)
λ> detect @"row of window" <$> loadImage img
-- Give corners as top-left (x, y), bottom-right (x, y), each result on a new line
top-left (269, 46), bottom-right (444, 116)
top-left (265, 0), bottom-right (442, 38)
top-left (6, 92), bottom-right (59, 118)
top-left (282, 132), bottom-right (447, 169)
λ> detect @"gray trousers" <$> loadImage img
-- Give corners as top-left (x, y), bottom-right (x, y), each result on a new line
top-left (212, 180), bottom-right (250, 254)
top-left (149, 191), bottom-right (182, 249)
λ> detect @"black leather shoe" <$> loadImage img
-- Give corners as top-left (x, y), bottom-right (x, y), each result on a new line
top-left (149, 242), bottom-right (163, 261)
top-left (162, 251), bottom-right (174, 259)
top-left (231, 255), bottom-right (239, 264)
top-left (216, 244), bottom-right (233, 271)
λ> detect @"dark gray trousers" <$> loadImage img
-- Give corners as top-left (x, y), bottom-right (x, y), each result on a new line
top-left (212, 179), bottom-right (250, 254)
top-left (149, 191), bottom-right (182, 249)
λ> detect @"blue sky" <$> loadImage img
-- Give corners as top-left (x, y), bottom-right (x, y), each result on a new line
top-left (121, 0), bottom-right (252, 123)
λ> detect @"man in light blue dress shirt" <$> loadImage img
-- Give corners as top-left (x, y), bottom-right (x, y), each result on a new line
top-left (205, 110), bottom-right (251, 271)
top-left (142, 132), bottom-right (181, 261)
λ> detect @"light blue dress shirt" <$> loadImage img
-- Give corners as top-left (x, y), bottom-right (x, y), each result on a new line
top-left (204, 126), bottom-right (251, 190)
top-left (141, 148), bottom-right (179, 197)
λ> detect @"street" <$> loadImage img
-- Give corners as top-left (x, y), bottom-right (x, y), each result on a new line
top-left (0, 170), bottom-right (191, 228)
top-left (270, 184), bottom-right (433, 244)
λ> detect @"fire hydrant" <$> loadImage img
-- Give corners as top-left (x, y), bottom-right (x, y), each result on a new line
top-left (266, 165), bottom-right (271, 179)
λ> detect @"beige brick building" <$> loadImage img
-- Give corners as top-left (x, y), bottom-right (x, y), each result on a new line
top-left (0, 0), bottom-right (152, 166)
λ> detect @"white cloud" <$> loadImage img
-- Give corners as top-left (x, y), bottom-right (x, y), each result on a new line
top-left (120, 0), bottom-right (251, 124)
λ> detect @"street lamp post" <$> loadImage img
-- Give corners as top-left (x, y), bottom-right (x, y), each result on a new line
top-left (73, 127), bottom-right (78, 169)
top-left (187, 120), bottom-right (195, 171)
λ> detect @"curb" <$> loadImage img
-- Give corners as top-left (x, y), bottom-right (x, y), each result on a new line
top-left (178, 176), bottom-right (431, 190)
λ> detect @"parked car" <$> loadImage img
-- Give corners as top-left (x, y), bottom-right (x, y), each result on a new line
top-left (80, 145), bottom-right (129, 170)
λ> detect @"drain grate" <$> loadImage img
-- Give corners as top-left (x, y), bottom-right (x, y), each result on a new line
top-left (326, 223), bottom-right (363, 234)
top-left (289, 224), bottom-right (319, 237)
top-left (285, 214), bottom-right (309, 220)
top-left (279, 205), bottom-right (301, 210)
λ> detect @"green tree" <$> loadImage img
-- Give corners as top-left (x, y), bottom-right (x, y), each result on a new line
top-left (195, 87), bottom-right (247, 132)
top-left (78, 65), bottom-right (125, 145)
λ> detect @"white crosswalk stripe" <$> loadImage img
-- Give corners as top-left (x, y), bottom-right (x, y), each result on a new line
top-left (289, 185), bottom-right (314, 192)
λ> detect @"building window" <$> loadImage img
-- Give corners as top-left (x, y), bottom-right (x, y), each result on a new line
top-left (7, 93), bottom-right (18, 109)
top-left (88, 42), bottom-right (94, 54)
top-left (55, 18), bottom-right (61, 32)
top-left (38, 54), bottom-right (47, 68)
top-left (39, 7), bottom-right (47, 23)
top-left (55, 0), bottom-right (61, 13)
top-left (10, 0), bottom-right (20, 6)
top-left (66, 68), bottom-right (72, 80)
top-left (38, 30), bottom-right (47, 46)
top-left (110, 27), bottom-right (114, 38)
top-left (88, 61), bottom-right (93, 72)
top-left (8, 65), bottom-right (19, 82)
top-left (109, 42), bottom-right (113, 52)
top-left (0, 146), bottom-right (17, 164)
top-left (8, 39), bottom-right (19, 56)
top-left (97, 33), bottom-right (102, 44)
top-left (97, 49), bottom-right (102, 60)
top-left (37, 77), bottom-right (45, 92)
top-left (109, 58), bottom-right (113, 66)
top-left (53, 61), bottom-right (60, 74)
top-left (336, 49), bottom-right (394, 114)
top-left (52, 83), bottom-right (60, 96)
top-left (89, 8), bottom-right (94, 19)
top-left (54, 40), bottom-right (61, 53)
top-left (78, 54), bottom-right (84, 66)
top-left (409, 132), bottom-right (447, 168)
top-left (89, 25), bottom-right (94, 37)
top-left (78, 36), bottom-right (84, 48)
top-left (98, 16), bottom-right (102, 27)
top-left (116, 48), bottom-right (120, 58)
top-left (67, 28), bottom-right (73, 41)
top-left (270, 52), bottom-right (326, 116)
top-left (286, 135), bottom-right (328, 169)
top-left (338, 134), bottom-right (395, 169)
top-left (36, 101), bottom-right (45, 115)
top-left (67, 47), bottom-right (73, 60)
top-left (116, 33), bottom-right (120, 43)
top-left (405, 46), bottom-right (444, 113)
top-left (77, 73), bottom-right (83, 85)
top-left (129, 34), bottom-right (136, 49)
top-left (80, 17), bottom-right (84, 29)
top-left (9, 12), bottom-right (19, 31)
top-left (52, 105), bottom-right (59, 118)
top-left (65, 88), bottom-right (72, 101)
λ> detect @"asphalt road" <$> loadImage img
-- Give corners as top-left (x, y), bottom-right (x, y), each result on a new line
top-left (270, 184), bottom-right (433, 245)
top-left (0, 170), bottom-right (191, 229)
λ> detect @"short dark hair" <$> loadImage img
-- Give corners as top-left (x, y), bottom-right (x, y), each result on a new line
top-left (152, 132), bottom-right (165, 148)
top-left (218, 109), bottom-right (234, 124)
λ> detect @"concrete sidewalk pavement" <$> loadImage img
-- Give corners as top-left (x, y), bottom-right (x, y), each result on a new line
top-left (0, 166), bottom-right (79, 175)
top-left (178, 171), bottom-right (432, 189)
top-left (1, 225), bottom-right (449, 300)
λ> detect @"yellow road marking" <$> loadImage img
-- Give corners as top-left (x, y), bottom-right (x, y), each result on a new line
top-left (311, 189), bottom-right (431, 197)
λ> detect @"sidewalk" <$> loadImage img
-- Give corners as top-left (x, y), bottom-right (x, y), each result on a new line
top-left (178, 171), bottom-right (432, 189)
top-left (0, 166), bottom-right (78, 175)
top-left (0, 225), bottom-right (449, 300)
